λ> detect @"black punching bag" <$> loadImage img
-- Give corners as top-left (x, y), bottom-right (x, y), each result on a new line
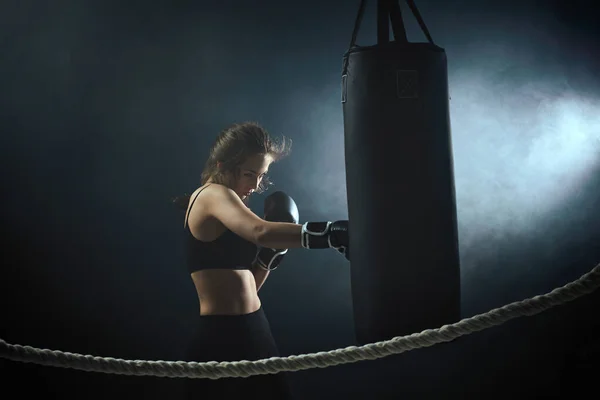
top-left (342, 0), bottom-right (461, 345)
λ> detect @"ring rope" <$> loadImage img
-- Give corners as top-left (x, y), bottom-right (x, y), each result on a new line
top-left (1, 262), bottom-right (598, 380)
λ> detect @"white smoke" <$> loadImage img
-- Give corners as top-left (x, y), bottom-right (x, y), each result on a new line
top-left (283, 82), bottom-right (348, 219)
top-left (450, 54), bottom-right (600, 253)
top-left (282, 44), bottom-right (600, 260)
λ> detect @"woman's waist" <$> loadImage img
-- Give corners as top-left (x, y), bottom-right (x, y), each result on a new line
top-left (192, 269), bottom-right (258, 300)
top-left (198, 296), bottom-right (261, 316)
top-left (191, 267), bottom-right (255, 284)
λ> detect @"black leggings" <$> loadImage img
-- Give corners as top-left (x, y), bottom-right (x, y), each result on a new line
top-left (184, 307), bottom-right (294, 399)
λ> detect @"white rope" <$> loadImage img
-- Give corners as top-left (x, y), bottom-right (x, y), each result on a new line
top-left (1, 263), bottom-right (598, 380)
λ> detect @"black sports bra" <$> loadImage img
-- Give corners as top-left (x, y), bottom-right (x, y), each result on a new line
top-left (184, 185), bottom-right (258, 273)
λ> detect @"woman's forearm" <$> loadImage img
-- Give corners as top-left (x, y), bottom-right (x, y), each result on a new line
top-left (256, 221), bottom-right (303, 249)
top-left (251, 264), bottom-right (270, 292)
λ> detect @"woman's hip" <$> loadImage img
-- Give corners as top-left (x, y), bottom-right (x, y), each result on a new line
top-left (186, 306), bottom-right (279, 362)
top-left (199, 294), bottom-right (261, 316)
top-left (183, 307), bottom-right (294, 399)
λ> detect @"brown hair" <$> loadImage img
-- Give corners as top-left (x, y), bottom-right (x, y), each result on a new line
top-left (172, 121), bottom-right (291, 210)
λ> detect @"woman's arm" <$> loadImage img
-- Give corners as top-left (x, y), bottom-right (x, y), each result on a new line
top-left (204, 184), bottom-right (303, 249)
top-left (250, 262), bottom-right (270, 292)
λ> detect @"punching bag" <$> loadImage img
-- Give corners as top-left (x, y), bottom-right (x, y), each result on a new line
top-left (342, 0), bottom-right (461, 345)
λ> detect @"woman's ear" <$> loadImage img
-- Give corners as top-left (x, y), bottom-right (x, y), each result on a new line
top-left (217, 161), bottom-right (222, 169)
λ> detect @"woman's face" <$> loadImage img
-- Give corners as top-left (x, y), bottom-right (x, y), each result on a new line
top-left (232, 153), bottom-right (273, 201)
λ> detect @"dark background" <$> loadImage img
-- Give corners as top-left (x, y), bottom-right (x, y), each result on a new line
top-left (1, 0), bottom-right (599, 399)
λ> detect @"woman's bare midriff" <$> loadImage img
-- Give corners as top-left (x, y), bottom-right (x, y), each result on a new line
top-left (191, 269), bottom-right (261, 315)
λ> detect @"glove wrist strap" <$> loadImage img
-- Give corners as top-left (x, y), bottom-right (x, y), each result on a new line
top-left (255, 248), bottom-right (288, 271)
top-left (301, 221), bottom-right (332, 249)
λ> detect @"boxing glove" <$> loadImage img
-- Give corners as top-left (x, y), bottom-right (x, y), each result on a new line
top-left (301, 220), bottom-right (350, 261)
top-left (255, 191), bottom-right (300, 271)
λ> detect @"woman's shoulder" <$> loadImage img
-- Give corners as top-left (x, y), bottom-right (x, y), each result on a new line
top-left (197, 183), bottom-right (237, 196)
top-left (190, 183), bottom-right (236, 206)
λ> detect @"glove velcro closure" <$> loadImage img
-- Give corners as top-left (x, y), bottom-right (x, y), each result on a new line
top-left (256, 248), bottom-right (288, 271)
top-left (301, 221), bottom-right (332, 249)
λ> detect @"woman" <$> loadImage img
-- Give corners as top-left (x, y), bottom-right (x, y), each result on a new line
top-left (173, 121), bottom-right (349, 399)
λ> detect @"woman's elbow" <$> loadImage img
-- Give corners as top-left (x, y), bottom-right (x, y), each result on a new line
top-left (253, 221), bottom-right (302, 249)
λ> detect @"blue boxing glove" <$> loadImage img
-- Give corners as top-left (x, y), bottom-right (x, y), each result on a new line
top-left (255, 191), bottom-right (300, 271)
top-left (301, 220), bottom-right (350, 261)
